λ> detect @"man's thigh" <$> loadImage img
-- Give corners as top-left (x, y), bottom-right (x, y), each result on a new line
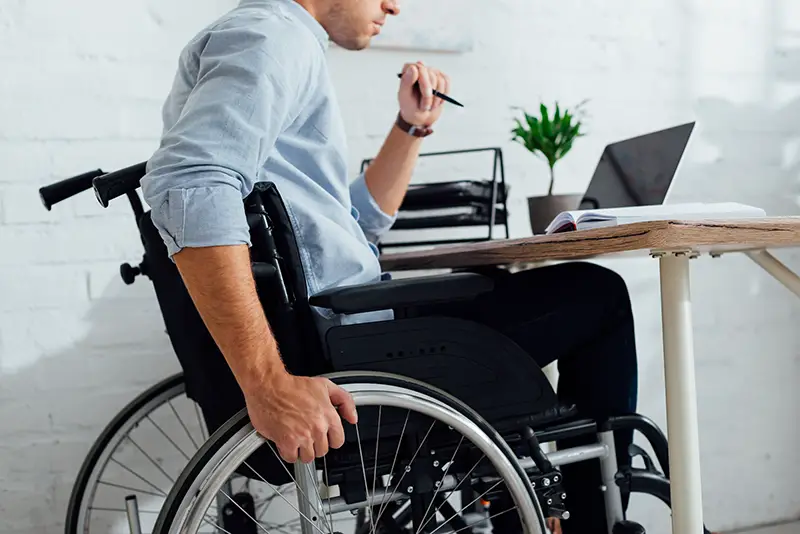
top-left (419, 262), bottom-right (633, 368)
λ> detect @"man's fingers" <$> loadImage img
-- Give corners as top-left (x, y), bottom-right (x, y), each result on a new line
top-left (313, 429), bottom-right (330, 458)
top-left (327, 382), bottom-right (358, 424)
top-left (416, 64), bottom-right (434, 112)
top-left (299, 439), bottom-right (315, 464)
top-left (327, 412), bottom-right (346, 450)
top-left (402, 63), bottom-right (419, 86)
top-left (432, 70), bottom-right (446, 110)
top-left (431, 71), bottom-right (441, 109)
top-left (311, 415), bottom-right (330, 458)
top-left (277, 441), bottom-right (299, 464)
top-left (437, 73), bottom-right (450, 110)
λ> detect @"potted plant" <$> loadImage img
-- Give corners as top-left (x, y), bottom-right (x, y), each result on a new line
top-left (511, 101), bottom-right (587, 234)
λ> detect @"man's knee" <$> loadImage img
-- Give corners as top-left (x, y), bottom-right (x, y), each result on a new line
top-left (554, 262), bottom-right (631, 305)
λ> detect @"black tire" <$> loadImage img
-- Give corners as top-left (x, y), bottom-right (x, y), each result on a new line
top-left (65, 373), bottom-right (187, 534)
top-left (153, 371), bottom-right (547, 534)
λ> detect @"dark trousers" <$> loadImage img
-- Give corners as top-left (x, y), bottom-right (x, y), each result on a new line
top-left (417, 262), bottom-right (638, 533)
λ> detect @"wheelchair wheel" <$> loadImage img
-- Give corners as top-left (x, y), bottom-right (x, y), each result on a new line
top-left (153, 371), bottom-right (548, 534)
top-left (65, 373), bottom-right (210, 534)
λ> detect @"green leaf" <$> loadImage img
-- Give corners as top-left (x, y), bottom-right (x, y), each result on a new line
top-left (525, 114), bottom-right (539, 133)
top-left (540, 104), bottom-right (552, 139)
top-left (556, 139), bottom-right (574, 159)
top-left (511, 100), bottom-right (587, 188)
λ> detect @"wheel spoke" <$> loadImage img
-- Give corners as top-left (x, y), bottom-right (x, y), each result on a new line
top-left (219, 489), bottom-right (273, 534)
top-left (371, 407), bottom-right (382, 532)
top-left (415, 455), bottom-right (486, 534)
top-left (355, 422), bottom-right (376, 534)
top-left (108, 457), bottom-right (168, 496)
top-left (258, 442), bottom-right (321, 517)
top-left (169, 399), bottom-right (199, 449)
top-left (414, 436), bottom-right (464, 534)
top-left (202, 512), bottom-right (235, 533)
top-left (372, 420), bottom-right (436, 529)
top-left (452, 507), bottom-right (517, 534)
top-left (241, 461), bottom-right (328, 534)
top-left (146, 414), bottom-right (192, 460)
top-left (323, 456), bottom-right (333, 532)
top-left (256, 492), bottom-right (280, 522)
top-left (161, 379), bottom-right (542, 534)
top-left (304, 462), bottom-right (334, 534)
top-left (427, 480), bottom-right (503, 534)
top-left (97, 479), bottom-right (165, 498)
top-left (126, 435), bottom-right (176, 484)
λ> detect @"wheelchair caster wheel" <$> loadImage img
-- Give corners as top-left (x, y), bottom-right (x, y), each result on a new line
top-left (613, 520), bottom-right (646, 534)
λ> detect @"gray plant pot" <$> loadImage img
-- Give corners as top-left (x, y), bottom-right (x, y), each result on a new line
top-left (527, 194), bottom-right (584, 235)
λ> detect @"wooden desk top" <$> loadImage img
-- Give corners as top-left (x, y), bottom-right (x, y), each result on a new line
top-left (380, 218), bottom-right (800, 271)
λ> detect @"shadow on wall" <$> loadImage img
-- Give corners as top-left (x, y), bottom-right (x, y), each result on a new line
top-left (672, 46), bottom-right (800, 529)
top-left (0, 278), bottom-right (181, 534)
top-left (683, 48), bottom-right (800, 213)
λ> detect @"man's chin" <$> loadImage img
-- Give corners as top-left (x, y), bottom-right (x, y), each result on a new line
top-left (332, 36), bottom-right (372, 51)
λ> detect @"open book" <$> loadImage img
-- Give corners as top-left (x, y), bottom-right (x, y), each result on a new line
top-left (545, 202), bottom-right (767, 234)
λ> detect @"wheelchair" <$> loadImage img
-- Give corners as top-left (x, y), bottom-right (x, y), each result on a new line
top-left (39, 163), bottom-right (712, 534)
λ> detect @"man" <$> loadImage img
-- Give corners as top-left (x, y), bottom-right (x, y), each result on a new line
top-left (141, 0), bottom-right (638, 531)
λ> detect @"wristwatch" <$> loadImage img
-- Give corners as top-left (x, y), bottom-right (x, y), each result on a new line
top-left (395, 113), bottom-right (433, 138)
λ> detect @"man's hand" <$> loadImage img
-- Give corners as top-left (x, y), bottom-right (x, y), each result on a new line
top-left (172, 244), bottom-right (358, 465)
top-left (244, 372), bottom-right (358, 464)
top-left (398, 61), bottom-right (451, 127)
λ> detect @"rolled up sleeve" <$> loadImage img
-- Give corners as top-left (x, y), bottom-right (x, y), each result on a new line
top-left (141, 23), bottom-right (294, 257)
top-left (349, 172), bottom-right (397, 244)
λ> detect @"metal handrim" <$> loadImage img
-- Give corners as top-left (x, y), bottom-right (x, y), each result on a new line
top-left (162, 380), bottom-right (546, 534)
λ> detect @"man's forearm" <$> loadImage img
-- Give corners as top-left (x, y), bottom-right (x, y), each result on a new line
top-left (363, 122), bottom-right (423, 216)
top-left (173, 244), bottom-right (284, 391)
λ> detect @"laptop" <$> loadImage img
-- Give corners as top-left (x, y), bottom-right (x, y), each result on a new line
top-left (579, 121), bottom-right (695, 210)
top-left (544, 121), bottom-right (761, 233)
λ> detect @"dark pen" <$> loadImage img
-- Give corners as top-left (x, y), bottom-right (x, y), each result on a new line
top-left (396, 73), bottom-right (464, 108)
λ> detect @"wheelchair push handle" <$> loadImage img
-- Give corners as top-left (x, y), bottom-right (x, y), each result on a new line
top-left (92, 161), bottom-right (148, 208)
top-left (38, 168), bottom-right (105, 211)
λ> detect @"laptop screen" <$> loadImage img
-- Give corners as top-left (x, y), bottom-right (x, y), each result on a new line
top-left (580, 122), bottom-right (695, 210)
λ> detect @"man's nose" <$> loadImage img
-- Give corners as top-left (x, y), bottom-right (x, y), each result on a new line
top-left (383, 0), bottom-right (400, 16)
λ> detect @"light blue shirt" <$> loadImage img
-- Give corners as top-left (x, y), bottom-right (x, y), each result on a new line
top-left (141, 0), bottom-right (396, 325)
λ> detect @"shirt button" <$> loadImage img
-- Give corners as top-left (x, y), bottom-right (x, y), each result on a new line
top-left (350, 206), bottom-right (360, 222)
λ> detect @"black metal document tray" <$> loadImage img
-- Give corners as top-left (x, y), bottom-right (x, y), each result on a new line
top-left (400, 180), bottom-right (508, 210)
top-left (393, 204), bottom-right (508, 230)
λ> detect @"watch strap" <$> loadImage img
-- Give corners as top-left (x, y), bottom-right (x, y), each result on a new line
top-left (395, 113), bottom-right (433, 138)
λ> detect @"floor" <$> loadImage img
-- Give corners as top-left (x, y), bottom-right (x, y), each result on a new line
top-left (737, 522), bottom-right (800, 534)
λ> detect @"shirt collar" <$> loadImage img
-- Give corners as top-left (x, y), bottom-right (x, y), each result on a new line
top-left (240, 0), bottom-right (329, 49)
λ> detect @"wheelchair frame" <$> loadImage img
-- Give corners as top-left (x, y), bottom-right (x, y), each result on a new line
top-left (39, 162), bottom-right (707, 534)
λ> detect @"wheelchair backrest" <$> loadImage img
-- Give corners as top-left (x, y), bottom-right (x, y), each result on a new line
top-left (243, 181), bottom-right (328, 375)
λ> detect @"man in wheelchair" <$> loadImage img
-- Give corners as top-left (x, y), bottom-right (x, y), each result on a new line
top-left (138, 0), bottom-right (640, 532)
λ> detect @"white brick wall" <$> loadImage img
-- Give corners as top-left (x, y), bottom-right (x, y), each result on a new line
top-left (2, 0), bottom-right (800, 532)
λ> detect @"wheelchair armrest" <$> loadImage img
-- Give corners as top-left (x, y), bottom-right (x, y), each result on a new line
top-left (309, 272), bottom-right (493, 314)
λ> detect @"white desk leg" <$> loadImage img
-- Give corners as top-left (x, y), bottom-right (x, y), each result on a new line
top-left (659, 252), bottom-right (704, 534)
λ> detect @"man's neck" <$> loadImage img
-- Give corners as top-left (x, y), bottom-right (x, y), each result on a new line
top-left (293, 0), bottom-right (322, 23)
